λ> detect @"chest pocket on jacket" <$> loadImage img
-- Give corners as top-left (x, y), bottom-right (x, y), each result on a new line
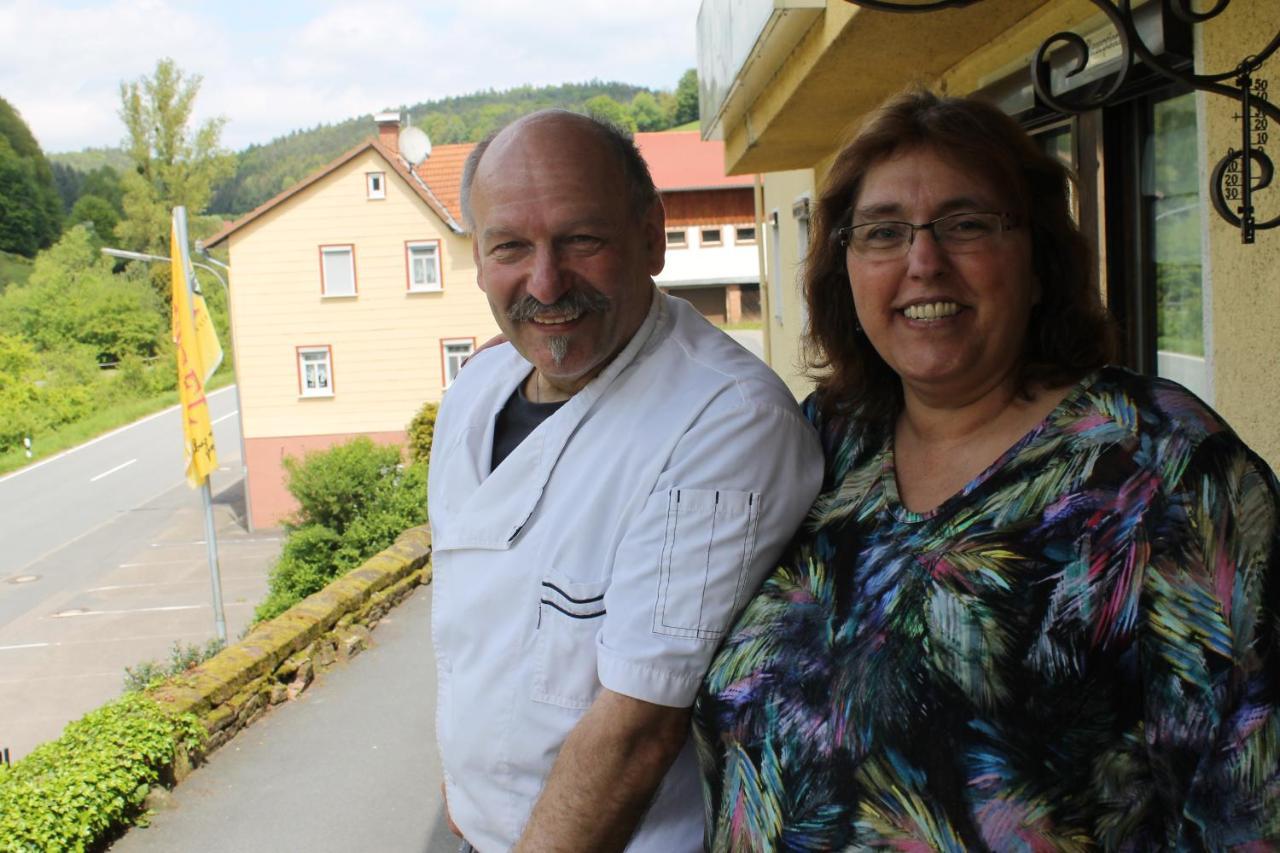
top-left (653, 488), bottom-right (761, 640)
top-left (531, 570), bottom-right (608, 710)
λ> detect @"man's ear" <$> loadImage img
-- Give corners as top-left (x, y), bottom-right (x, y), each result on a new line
top-left (644, 198), bottom-right (666, 277)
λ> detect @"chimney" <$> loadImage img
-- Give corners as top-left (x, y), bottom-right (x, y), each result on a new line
top-left (375, 110), bottom-right (401, 155)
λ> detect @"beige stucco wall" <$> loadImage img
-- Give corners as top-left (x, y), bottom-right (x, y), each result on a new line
top-left (1199, 1), bottom-right (1280, 470)
top-left (760, 169), bottom-right (818, 400)
top-left (225, 149), bottom-right (499, 445)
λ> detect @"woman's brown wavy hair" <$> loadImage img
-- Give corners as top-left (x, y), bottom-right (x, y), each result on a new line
top-left (803, 89), bottom-right (1116, 423)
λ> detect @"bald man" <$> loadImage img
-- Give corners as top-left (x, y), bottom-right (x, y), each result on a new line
top-left (428, 111), bottom-right (821, 852)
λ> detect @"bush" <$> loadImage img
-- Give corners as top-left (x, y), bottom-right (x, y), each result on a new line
top-left (0, 692), bottom-right (204, 851)
top-left (116, 351), bottom-right (174, 398)
top-left (252, 525), bottom-right (343, 623)
top-left (122, 638), bottom-right (226, 693)
top-left (282, 437), bottom-right (404, 535)
top-left (406, 400), bottom-right (438, 464)
top-left (253, 438), bottom-right (427, 623)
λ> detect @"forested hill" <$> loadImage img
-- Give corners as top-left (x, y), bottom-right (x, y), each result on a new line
top-left (56, 78), bottom-right (676, 216)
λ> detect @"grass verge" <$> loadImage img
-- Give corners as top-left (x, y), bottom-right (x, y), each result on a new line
top-left (0, 371), bottom-right (235, 478)
top-left (718, 319), bottom-right (763, 331)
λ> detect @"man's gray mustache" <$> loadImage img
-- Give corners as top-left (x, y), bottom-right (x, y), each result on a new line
top-left (506, 288), bottom-right (612, 323)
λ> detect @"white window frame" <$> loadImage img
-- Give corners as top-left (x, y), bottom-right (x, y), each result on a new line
top-left (366, 172), bottom-right (386, 200)
top-left (666, 228), bottom-right (688, 248)
top-left (319, 245), bottom-right (356, 297)
top-left (441, 338), bottom-right (475, 388)
top-left (734, 225), bottom-right (757, 245)
top-left (406, 240), bottom-right (443, 293)
top-left (699, 226), bottom-right (723, 247)
top-left (298, 346), bottom-right (334, 398)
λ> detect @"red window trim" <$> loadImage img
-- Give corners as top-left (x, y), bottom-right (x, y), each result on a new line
top-left (318, 244), bottom-right (358, 297)
top-left (439, 337), bottom-right (477, 388)
top-left (296, 344), bottom-right (336, 397)
top-left (404, 238), bottom-right (445, 293)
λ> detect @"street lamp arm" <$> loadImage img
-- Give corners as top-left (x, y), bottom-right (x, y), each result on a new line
top-left (101, 246), bottom-right (228, 292)
top-left (193, 241), bottom-right (230, 271)
top-left (101, 247), bottom-right (169, 264)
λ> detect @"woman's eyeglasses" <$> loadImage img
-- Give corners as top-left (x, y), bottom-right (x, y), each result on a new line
top-left (837, 211), bottom-right (1018, 259)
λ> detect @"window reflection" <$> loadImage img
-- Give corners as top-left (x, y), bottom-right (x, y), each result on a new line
top-left (1145, 91), bottom-right (1206, 398)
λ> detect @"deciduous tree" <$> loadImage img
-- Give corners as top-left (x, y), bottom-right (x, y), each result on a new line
top-left (584, 95), bottom-right (637, 134)
top-left (673, 69), bottom-right (700, 126)
top-left (115, 59), bottom-right (234, 266)
top-left (0, 98), bottom-right (62, 256)
top-left (629, 92), bottom-right (665, 132)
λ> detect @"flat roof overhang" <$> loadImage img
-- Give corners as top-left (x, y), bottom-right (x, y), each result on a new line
top-left (715, 0), bottom-right (1058, 174)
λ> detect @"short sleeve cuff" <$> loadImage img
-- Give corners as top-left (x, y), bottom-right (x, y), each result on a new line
top-left (597, 644), bottom-right (703, 708)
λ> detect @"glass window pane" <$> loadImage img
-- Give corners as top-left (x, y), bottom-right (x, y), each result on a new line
top-left (1147, 91), bottom-right (1206, 398)
top-left (409, 245), bottom-right (439, 289)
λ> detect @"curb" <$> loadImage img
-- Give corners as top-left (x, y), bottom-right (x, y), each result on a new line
top-left (150, 525), bottom-right (433, 774)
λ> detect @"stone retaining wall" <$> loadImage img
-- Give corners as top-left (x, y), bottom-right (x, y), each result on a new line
top-left (148, 525), bottom-right (432, 780)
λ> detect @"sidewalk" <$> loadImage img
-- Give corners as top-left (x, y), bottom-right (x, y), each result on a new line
top-left (110, 586), bottom-right (458, 853)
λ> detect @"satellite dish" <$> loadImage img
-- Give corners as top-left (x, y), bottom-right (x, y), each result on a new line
top-left (399, 126), bottom-right (432, 166)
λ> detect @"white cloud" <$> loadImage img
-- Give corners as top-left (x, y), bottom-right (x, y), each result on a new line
top-left (0, 0), bottom-right (702, 153)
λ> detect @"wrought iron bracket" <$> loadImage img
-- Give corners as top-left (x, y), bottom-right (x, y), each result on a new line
top-left (845, 0), bottom-right (1280, 243)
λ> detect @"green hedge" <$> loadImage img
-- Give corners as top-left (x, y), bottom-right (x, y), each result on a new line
top-left (252, 437), bottom-right (427, 623)
top-left (0, 692), bottom-right (204, 852)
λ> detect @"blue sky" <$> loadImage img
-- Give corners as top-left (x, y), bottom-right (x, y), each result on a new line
top-left (1, 0), bottom-right (704, 153)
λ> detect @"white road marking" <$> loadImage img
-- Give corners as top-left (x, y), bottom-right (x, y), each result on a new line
top-left (86, 576), bottom-right (262, 592)
top-left (49, 601), bottom-right (253, 618)
top-left (50, 604), bottom-right (206, 617)
top-left (118, 559), bottom-right (194, 568)
top-left (0, 385), bottom-right (237, 484)
top-left (211, 409), bottom-right (239, 426)
top-left (0, 641), bottom-right (51, 651)
top-left (150, 537), bottom-right (281, 547)
top-left (89, 458), bottom-right (138, 483)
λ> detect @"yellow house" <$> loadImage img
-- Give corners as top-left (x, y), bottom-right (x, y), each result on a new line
top-left (205, 116), bottom-right (495, 528)
top-left (697, 0), bottom-right (1280, 470)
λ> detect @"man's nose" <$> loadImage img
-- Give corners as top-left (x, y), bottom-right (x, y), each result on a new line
top-left (526, 245), bottom-right (571, 305)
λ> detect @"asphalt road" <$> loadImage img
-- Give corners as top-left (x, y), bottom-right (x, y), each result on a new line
top-left (0, 385), bottom-right (243, 627)
top-left (0, 385), bottom-right (281, 760)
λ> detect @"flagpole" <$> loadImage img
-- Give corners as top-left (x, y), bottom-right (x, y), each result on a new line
top-left (174, 206), bottom-right (228, 644)
top-left (201, 479), bottom-right (228, 643)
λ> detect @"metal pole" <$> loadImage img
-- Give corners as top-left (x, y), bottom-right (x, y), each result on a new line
top-left (174, 207), bottom-right (229, 644)
top-left (201, 479), bottom-right (228, 643)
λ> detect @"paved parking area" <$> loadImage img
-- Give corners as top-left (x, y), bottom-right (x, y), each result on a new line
top-left (0, 475), bottom-right (279, 761)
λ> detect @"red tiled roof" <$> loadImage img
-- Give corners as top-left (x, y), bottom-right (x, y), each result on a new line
top-left (416, 142), bottom-right (476, 226)
top-left (634, 131), bottom-right (755, 192)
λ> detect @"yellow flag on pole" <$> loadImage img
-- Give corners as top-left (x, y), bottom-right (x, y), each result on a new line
top-left (171, 210), bottom-right (223, 487)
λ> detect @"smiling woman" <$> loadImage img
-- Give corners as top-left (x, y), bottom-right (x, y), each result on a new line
top-left (693, 90), bottom-right (1280, 850)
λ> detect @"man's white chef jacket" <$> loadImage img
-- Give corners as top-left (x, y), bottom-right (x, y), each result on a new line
top-left (429, 291), bottom-right (822, 852)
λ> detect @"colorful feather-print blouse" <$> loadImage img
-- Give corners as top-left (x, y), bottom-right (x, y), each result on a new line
top-left (694, 368), bottom-right (1280, 851)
